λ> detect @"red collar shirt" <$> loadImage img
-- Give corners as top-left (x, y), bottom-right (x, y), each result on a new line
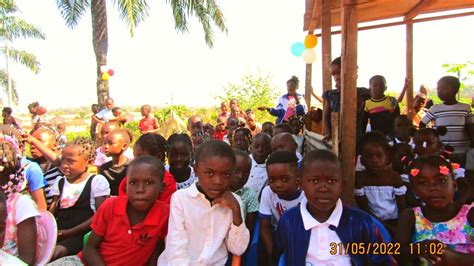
top-left (80, 196), bottom-right (169, 265)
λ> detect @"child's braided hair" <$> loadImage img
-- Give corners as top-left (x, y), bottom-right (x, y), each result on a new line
top-left (69, 136), bottom-right (96, 162)
top-left (0, 138), bottom-right (25, 197)
top-left (233, 127), bottom-right (252, 145)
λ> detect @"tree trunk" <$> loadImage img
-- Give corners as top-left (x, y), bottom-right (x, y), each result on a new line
top-left (91, 0), bottom-right (109, 108)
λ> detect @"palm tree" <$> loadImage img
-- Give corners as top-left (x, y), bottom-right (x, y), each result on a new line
top-left (56, 0), bottom-right (227, 108)
top-left (0, 0), bottom-right (45, 106)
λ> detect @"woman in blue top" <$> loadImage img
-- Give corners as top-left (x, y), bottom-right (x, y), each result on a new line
top-left (259, 76), bottom-right (307, 125)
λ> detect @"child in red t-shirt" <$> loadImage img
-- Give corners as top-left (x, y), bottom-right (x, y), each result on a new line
top-left (214, 116), bottom-right (228, 141)
top-left (138, 104), bottom-right (159, 134)
top-left (82, 156), bottom-right (169, 265)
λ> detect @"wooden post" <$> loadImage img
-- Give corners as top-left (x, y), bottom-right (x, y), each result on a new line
top-left (406, 22), bottom-right (414, 118)
top-left (320, 0), bottom-right (335, 152)
top-left (340, 0), bottom-right (358, 205)
top-left (305, 63), bottom-right (312, 108)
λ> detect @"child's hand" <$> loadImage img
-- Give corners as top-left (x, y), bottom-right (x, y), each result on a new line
top-left (258, 106), bottom-right (269, 111)
top-left (212, 190), bottom-right (243, 226)
top-left (419, 240), bottom-right (445, 265)
top-left (58, 229), bottom-right (73, 241)
top-left (404, 78), bottom-right (411, 88)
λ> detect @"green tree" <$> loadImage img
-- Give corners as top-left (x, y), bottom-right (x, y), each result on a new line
top-left (217, 73), bottom-right (281, 123)
top-left (0, 0), bottom-right (45, 105)
top-left (56, 0), bottom-right (227, 108)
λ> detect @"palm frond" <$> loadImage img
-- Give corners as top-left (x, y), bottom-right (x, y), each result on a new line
top-left (0, 0), bottom-right (18, 15)
top-left (1, 16), bottom-right (45, 40)
top-left (3, 47), bottom-right (41, 74)
top-left (168, 0), bottom-right (189, 32)
top-left (0, 69), bottom-right (19, 104)
top-left (113, 0), bottom-right (150, 36)
top-left (55, 0), bottom-right (90, 28)
top-left (166, 0), bottom-right (227, 47)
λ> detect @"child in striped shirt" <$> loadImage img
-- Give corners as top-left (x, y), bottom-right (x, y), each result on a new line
top-left (420, 76), bottom-right (474, 166)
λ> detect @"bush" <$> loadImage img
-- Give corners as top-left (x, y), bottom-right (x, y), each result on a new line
top-left (66, 131), bottom-right (91, 142)
top-left (216, 73), bottom-right (282, 124)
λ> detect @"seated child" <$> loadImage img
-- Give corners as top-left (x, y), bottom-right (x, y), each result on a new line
top-left (391, 143), bottom-right (414, 175)
top-left (94, 122), bottom-right (134, 167)
top-left (214, 116), bottom-right (228, 141)
top-left (111, 107), bottom-right (127, 127)
top-left (0, 139), bottom-right (38, 265)
top-left (50, 137), bottom-right (110, 260)
top-left (0, 192), bottom-right (26, 266)
top-left (158, 140), bottom-right (250, 264)
top-left (262, 122), bottom-right (275, 137)
top-left (2, 107), bottom-right (21, 129)
top-left (260, 151), bottom-right (305, 258)
top-left (166, 133), bottom-right (197, 190)
top-left (49, 156), bottom-right (169, 265)
top-left (224, 117), bottom-right (239, 144)
top-left (355, 132), bottom-right (406, 230)
top-left (390, 115), bottom-right (414, 146)
top-left (118, 133), bottom-right (176, 203)
top-left (412, 127), bottom-right (471, 205)
top-left (420, 76), bottom-right (474, 166)
top-left (26, 128), bottom-right (62, 209)
top-left (304, 107), bottom-right (323, 135)
top-left (273, 123), bottom-right (293, 136)
top-left (99, 129), bottom-right (132, 195)
top-left (231, 149), bottom-right (259, 237)
top-left (271, 132), bottom-right (303, 165)
top-left (288, 116), bottom-right (304, 154)
top-left (244, 133), bottom-right (272, 198)
top-left (363, 75), bottom-right (401, 136)
top-left (232, 127), bottom-right (252, 153)
top-left (274, 149), bottom-right (394, 265)
top-left (138, 104), bottom-right (159, 134)
top-left (396, 156), bottom-right (474, 265)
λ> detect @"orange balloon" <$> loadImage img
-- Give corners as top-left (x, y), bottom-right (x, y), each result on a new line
top-left (304, 34), bottom-right (318, 49)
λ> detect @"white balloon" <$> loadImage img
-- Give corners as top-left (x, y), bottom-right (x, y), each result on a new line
top-left (100, 65), bottom-right (108, 73)
top-left (302, 49), bottom-right (317, 64)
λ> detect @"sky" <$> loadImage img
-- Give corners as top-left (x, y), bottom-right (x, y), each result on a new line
top-left (4, 1), bottom-right (474, 112)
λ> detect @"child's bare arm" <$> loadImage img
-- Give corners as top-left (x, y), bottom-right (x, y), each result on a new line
top-left (394, 209), bottom-right (417, 264)
top-left (392, 172), bottom-right (406, 213)
top-left (48, 195), bottom-right (60, 214)
top-left (146, 240), bottom-right (165, 266)
top-left (25, 134), bottom-right (61, 167)
top-left (17, 217), bottom-right (37, 265)
top-left (245, 212), bottom-right (257, 241)
top-left (322, 103), bottom-right (332, 141)
top-left (260, 217), bottom-right (273, 257)
top-left (58, 217), bottom-right (93, 241)
top-left (95, 195), bottom-right (108, 211)
top-left (30, 188), bottom-right (47, 211)
top-left (354, 172), bottom-right (372, 215)
top-left (83, 231), bottom-right (106, 266)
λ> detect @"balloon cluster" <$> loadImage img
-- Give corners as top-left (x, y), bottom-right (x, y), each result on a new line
top-left (100, 65), bottom-right (115, 81)
top-left (291, 34), bottom-right (318, 64)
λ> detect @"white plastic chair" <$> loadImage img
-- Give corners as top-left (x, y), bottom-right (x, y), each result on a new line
top-left (35, 210), bottom-right (57, 265)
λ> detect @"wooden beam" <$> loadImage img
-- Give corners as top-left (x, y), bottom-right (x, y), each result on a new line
top-left (305, 64), bottom-right (313, 108)
top-left (340, 0), bottom-right (358, 205)
top-left (315, 11), bottom-right (474, 36)
top-left (320, 0), bottom-right (335, 152)
top-left (308, 0), bottom-right (321, 33)
top-left (404, 0), bottom-right (438, 21)
top-left (406, 22), bottom-right (414, 120)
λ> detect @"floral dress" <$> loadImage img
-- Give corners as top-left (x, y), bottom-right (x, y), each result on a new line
top-left (412, 204), bottom-right (474, 254)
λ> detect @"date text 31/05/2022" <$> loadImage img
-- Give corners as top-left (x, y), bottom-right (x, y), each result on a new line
top-left (329, 242), bottom-right (446, 255)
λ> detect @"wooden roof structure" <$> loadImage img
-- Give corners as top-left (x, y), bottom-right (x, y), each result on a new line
top-left (302, 0), bottom-right (474, 204)
top-left (304, 0), bottom-right (474, 32)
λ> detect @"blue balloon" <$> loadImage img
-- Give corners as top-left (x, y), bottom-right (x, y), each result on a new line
top-left (291, 42), bottom-right (305, 57)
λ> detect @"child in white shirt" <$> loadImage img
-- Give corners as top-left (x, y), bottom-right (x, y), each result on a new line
top-left (158, 140), bottom-right (250, 265)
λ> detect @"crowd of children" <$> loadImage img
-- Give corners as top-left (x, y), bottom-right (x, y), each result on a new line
top-left (0, 66), bottom-right (472, 266)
